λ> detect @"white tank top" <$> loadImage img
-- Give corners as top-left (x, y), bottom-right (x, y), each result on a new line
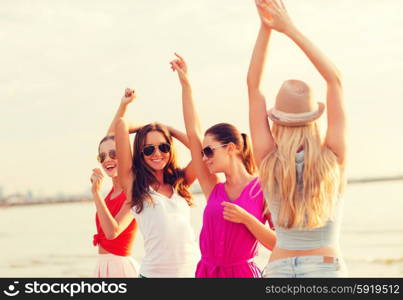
top-left (131, 186), bottom-right (200, 277)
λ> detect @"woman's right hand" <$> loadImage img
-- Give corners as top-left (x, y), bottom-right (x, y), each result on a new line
top-left (255, 0), bottom-right (295, 35)
top-left (121, 88), bottom-right (136, 106)
top-left (90, 168), bottom-right (104, 195)
top-left (170, 53), bottom-right (189, 86)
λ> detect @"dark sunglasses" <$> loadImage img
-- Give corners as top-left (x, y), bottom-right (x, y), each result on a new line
top-left (98, 149), bottom-right (116, 163)
top-left (201, 144), bottom-right (228, 158)
top-left (142, 143), bottom-right (171, 156)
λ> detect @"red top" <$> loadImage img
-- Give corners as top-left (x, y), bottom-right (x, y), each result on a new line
top-left (93, 189), bottom-right (137, 256)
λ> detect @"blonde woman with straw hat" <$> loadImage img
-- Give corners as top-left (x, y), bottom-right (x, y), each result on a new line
top-left (240, 0), bottom-right (348, 277)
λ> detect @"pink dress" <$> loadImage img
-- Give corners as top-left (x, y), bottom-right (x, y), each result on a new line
top-left (195, 177), bottom-right (273, 278)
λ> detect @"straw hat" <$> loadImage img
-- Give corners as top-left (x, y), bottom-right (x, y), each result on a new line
top-left (267, 80), bottom-right (325, 127)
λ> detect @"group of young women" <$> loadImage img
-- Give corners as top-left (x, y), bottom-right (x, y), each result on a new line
top-left (90, 0), bottom-right (348, 278)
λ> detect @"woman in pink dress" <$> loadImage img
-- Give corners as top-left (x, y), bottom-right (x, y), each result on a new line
top-left (170, 53), bottom-right (276, 278)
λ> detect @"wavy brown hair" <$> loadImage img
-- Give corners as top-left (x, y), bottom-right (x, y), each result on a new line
top-left (131, 123), bottom-right (192, 213)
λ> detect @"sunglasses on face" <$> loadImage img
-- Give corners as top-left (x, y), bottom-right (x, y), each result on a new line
top-left (142, 142), bottom-right (171, 156)
top-left (201, 143), bottom-right (228, 158)
top-left (98, 149), bottom-right (116, 163)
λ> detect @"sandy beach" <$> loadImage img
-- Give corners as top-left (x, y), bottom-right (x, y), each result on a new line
top-left (1, 181), bottom-right (402, 277)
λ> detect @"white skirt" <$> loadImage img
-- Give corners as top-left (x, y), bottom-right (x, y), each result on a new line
top-left (94, 253), bottom-right (140, 278)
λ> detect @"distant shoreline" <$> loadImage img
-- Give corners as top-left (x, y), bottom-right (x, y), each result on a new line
top-left (0, 198), bottom-right (93, 208)
top-left (1, 176), bottom-right (402, 207)
top-left (347, 175), bottom-right (403, 184)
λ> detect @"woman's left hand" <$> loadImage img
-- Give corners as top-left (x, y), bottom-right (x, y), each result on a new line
top-left (222, 201), bottom-right (250, 224)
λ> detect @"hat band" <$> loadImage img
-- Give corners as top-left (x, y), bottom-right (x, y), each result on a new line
top-left (271, 108), bottom-right (318, 122)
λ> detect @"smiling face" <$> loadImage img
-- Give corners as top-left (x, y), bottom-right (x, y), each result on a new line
top-left (202, 134), bottom-right (231, 174)
top-left (142, 131), bottom-right (171, 171)
top-left (98, 139), bottom-right (118, 178)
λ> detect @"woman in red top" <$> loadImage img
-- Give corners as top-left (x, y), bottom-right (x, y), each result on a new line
top-left (90, 88), bottom-right (140, 277)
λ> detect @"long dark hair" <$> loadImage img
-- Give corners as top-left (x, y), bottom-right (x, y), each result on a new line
top-left (131, 123), bottom-right (192, 213)
top-left (205, 123), bottom-right (257, 175)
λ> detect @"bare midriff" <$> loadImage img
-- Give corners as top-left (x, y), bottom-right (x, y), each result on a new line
top-left (269, 245), bottom-right (341, 263)
top-left (98, 245), bottom-right (110, 254)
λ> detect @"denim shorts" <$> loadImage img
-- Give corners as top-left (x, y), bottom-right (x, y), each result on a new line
top-left (262, 256), bottom-right (348, 278)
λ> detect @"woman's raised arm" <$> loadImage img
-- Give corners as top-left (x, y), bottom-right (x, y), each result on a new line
top-left (247, 2), bottom-right (277, 167)
top-left (258, 0), bottom-right (347, 165)
top-left (170, 53), bottom-right (219, 198)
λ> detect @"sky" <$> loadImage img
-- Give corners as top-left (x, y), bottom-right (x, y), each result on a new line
top-left (1, 0), bottom-right (402, 197)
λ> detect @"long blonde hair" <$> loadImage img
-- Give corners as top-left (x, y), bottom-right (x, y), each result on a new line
top-left (259, 122), bottom-right (344, 229)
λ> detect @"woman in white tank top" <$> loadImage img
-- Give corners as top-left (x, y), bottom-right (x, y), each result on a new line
top-left (91, 90), bottom-right (200, 277)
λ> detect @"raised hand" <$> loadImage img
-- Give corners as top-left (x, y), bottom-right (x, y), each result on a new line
top-left (121, 88), bottom-right (136, 106)
top-left (90, 168), bottom-right (104, 195)
top-left (170, 52), bottom-right (189, 86)
top-left (256, 0), bottom-right (295, 34)
top-left (255, 0), bottom-right (273, 24)
top-left (222, 201), bottom-right (251, 224)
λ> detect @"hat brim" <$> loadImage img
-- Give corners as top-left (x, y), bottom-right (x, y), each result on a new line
top-left (267, 102), bottom-right (325, 127)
